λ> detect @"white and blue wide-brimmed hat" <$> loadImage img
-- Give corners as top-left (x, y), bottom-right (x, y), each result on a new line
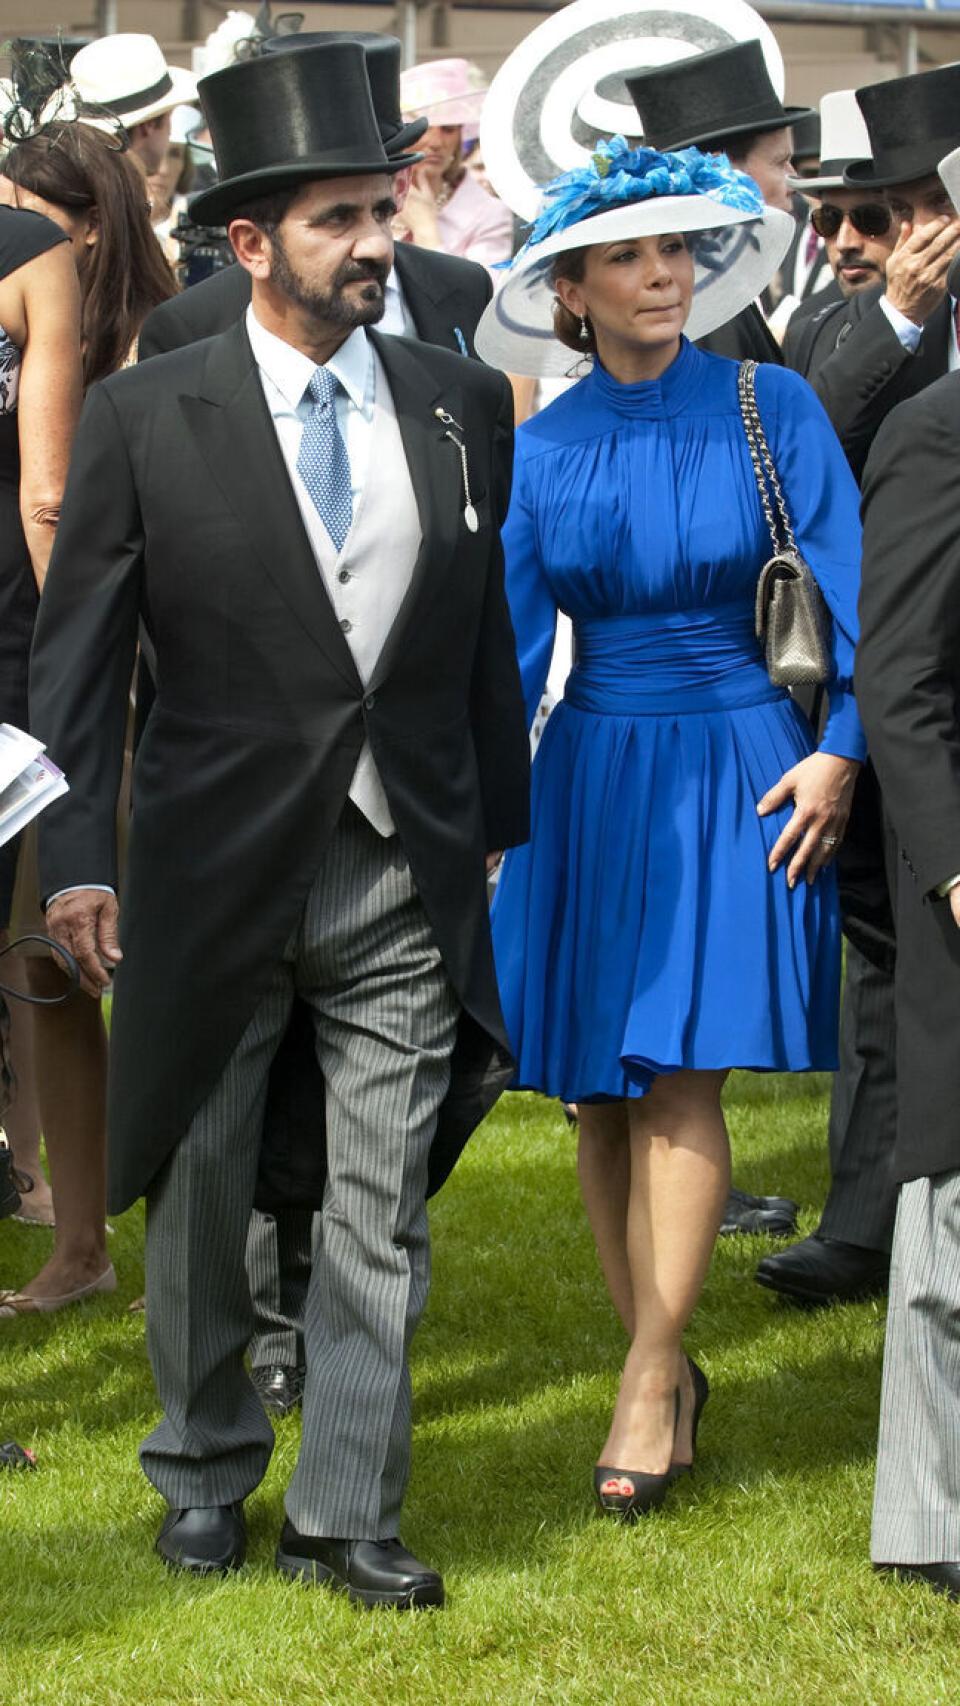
top-left (475, 137), bottom-right (793, 377)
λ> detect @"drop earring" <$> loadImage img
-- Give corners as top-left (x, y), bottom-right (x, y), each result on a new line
top-left (579, 315), bottom-right (590, 344)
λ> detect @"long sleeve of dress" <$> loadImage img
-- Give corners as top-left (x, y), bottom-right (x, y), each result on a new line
top-left (500, 438), bottom-right (558, 731)
top-left (756, 364), bottom-right (867, 762)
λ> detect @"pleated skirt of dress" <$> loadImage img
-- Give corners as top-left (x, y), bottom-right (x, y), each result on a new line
top-left (491, 694), bottom-right (841, 1103)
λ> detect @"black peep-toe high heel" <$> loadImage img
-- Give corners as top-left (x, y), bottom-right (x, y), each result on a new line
top-left (594, 1389), bottom-right (681, 1522)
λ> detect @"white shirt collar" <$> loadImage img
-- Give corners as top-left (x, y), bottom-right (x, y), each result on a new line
top-left (245, 304), bottom-right (372, 414)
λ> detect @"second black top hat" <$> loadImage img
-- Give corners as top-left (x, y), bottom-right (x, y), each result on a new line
top-left (626, 39), bottom-right (812, 153)
top-left (191, 40), bottom-right (420, 226)
top-left (261, 33), bottom-right (427, 156)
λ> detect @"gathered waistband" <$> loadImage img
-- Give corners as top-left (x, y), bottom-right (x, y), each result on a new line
top-left (564, 604), bottom-right (786, 715)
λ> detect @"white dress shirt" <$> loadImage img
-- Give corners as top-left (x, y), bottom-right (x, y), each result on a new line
top-left (380, 265), bottom-right (415, 338)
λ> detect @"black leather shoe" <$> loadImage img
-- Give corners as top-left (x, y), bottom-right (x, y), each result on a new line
top-left (875, 1561), bottom-right (960, 1601)
top-left (718, 1185), bottom-right (799, 1238)
top-left (156, 1503), bottom-right (246, 1575)
top-left (756, 1234), bottom-right (890, 1306)
top-left (252, 1363), bottom-right (306, 1415)
top-left (276, 1521), bottom-right (444, 1609)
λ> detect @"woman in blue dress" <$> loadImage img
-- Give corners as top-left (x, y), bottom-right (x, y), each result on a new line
top-left (476, 143), bottom-right (865, 1518)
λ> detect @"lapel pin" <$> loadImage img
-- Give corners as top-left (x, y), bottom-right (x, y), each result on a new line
top-left (434, 406), bottom-right (479, 533)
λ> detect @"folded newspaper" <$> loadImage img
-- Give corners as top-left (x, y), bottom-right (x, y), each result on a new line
top-left (0, 723), bottom-right (68, 849)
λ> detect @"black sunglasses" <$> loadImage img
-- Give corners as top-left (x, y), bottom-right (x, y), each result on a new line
top-left (811, 202), bottom-right (894, 240)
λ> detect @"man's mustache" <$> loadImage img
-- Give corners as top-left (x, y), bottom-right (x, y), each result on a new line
top-left (334, 260), bottom-right (389, 289)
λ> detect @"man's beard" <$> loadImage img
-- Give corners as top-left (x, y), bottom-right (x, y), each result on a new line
top-left (269, 228), bottom-right (388, 328)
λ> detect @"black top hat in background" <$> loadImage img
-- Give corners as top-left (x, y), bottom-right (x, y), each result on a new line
top-left (790, 109), bottom-right (821, 164)
top-left (626, 39), bottom-right (813, 153)
top-left (261, 32), bottom-right (427, 156)
top-left (845, 63), bottom-right (960, 189)
top-left (191, 40), bottom-right (420, 226)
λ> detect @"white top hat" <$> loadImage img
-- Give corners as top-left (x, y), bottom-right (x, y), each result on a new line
top-left (44, 33), bottom-right (198, 132)
top-left (939, 144), bottom-right (960, 213)
top-left (787, 89), bottom-right (871, 194)
top-left (475, 140), bottom-right (793, 377)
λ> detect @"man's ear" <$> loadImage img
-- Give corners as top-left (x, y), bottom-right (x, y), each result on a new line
top-left (228, 218), bottom-right (273, 280)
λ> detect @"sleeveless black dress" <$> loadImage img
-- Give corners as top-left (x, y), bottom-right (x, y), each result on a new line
top-left (0, 207), bottom-right (69, 927)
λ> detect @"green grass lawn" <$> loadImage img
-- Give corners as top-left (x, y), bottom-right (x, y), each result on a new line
top-left (0, 1077), bottom-right (955, 1706)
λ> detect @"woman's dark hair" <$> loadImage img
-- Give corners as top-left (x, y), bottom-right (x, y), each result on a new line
top-left (4, 122), bottom-right (177, 387)
top-left (549, 247), bottom-right (597, 357)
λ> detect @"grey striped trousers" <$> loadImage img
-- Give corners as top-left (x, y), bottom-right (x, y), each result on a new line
top-left (139, 804), bottom-right (459, 1538)
top-left (871, 1169), bottom-right (960, 1564)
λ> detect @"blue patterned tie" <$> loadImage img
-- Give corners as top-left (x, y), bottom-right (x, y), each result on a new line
top-left (297, 365), bottom-right (353, 553)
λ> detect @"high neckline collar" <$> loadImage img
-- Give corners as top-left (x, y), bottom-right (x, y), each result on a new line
top-left (586, 336), bottom-right (703, 418)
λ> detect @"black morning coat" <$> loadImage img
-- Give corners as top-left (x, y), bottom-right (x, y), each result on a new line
top-left (856, 372), bottom-right (960, 1183)
top-left (138, 242), bottom-right (493, 361)
top-left (784, 281), bottom-right (951, 481)
top-left (29, 320), bottom-right (530, 1214)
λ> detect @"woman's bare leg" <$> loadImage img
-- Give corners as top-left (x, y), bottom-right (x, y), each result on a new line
top-left (13, 959), bottom-right (109, 1298)
top-left (598, 1069), bottom-right (730, 1475)
top-left (577, 1102), bottom-right (633, 1333)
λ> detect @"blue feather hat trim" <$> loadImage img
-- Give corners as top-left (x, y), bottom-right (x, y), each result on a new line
top-left (516, 136), bottom-right (764, 263)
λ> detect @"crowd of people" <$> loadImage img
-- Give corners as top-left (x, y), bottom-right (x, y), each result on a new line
top-left (0, 7), bottom-right (958, 1613)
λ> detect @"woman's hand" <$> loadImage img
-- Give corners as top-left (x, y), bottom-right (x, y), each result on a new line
top-left (401, 171), bottom-right (443, 249)
top-left (757, 752), bottom-right (861, 888)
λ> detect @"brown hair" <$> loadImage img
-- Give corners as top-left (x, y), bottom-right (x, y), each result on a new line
top-left (549, 247), bottom-right (597, 357)
top-left (4, 122), bottom-right (177, 387)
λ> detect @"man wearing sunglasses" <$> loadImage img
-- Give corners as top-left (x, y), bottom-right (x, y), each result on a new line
top-left (781, 67), bottom-right (960, 482)
top-left (759, 70), bottom-right (960, 1316)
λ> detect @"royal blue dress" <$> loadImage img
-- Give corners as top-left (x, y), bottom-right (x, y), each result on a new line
top-left (491, 338), bottom-right (865, 1103)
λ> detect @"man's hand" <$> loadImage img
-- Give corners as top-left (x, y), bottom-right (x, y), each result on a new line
top-left (44, 889), bottom-right (121, 998)
top-left (884, 215), bottom-right (960, 326)
top-left (950, 886), bottom-right (960, 931)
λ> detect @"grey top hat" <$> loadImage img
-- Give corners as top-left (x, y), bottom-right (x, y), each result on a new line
top-left (626, 39), bottom-right (812, 153)
top-left (190, 40), bottom-right (420, 226)
top-left (846, 63), bottom-right (960, 189)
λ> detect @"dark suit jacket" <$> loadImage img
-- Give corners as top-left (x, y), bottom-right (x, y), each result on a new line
top-left (138, 243), bottom-right (493, 361)
top-left (30, 322), bottom-right (529, 1212)
top-left (857, 374), bottom-right (960, 1180)
top-left (784, 282), bottom-right (951, 482)
top-left (782, 274), bottom-right (843, 339)
top-left (695, 301), bottom-right (783, 365)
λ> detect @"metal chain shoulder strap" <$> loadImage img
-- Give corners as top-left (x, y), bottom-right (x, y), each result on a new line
top-left (737, 359), bottom-right (799, 556)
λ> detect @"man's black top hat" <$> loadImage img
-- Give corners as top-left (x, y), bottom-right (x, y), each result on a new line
top-left (626, 39), bottom-right (812, 153)
top-left (262, 32), bottom-right (427, 157)
top-left (790, 109), bottom-right (821, 164)
top-left (191, 40), bottom-right (420, 226)
top-left (845, 64), bottom-right (960, 189)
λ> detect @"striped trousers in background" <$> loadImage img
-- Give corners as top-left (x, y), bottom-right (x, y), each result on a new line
top-left (139, 803), bottom-right (460, 1539)
top-left (871, 1169), bottom-right (960, 1564)
top-left (246, 1206), bottom-right (313, 1371)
